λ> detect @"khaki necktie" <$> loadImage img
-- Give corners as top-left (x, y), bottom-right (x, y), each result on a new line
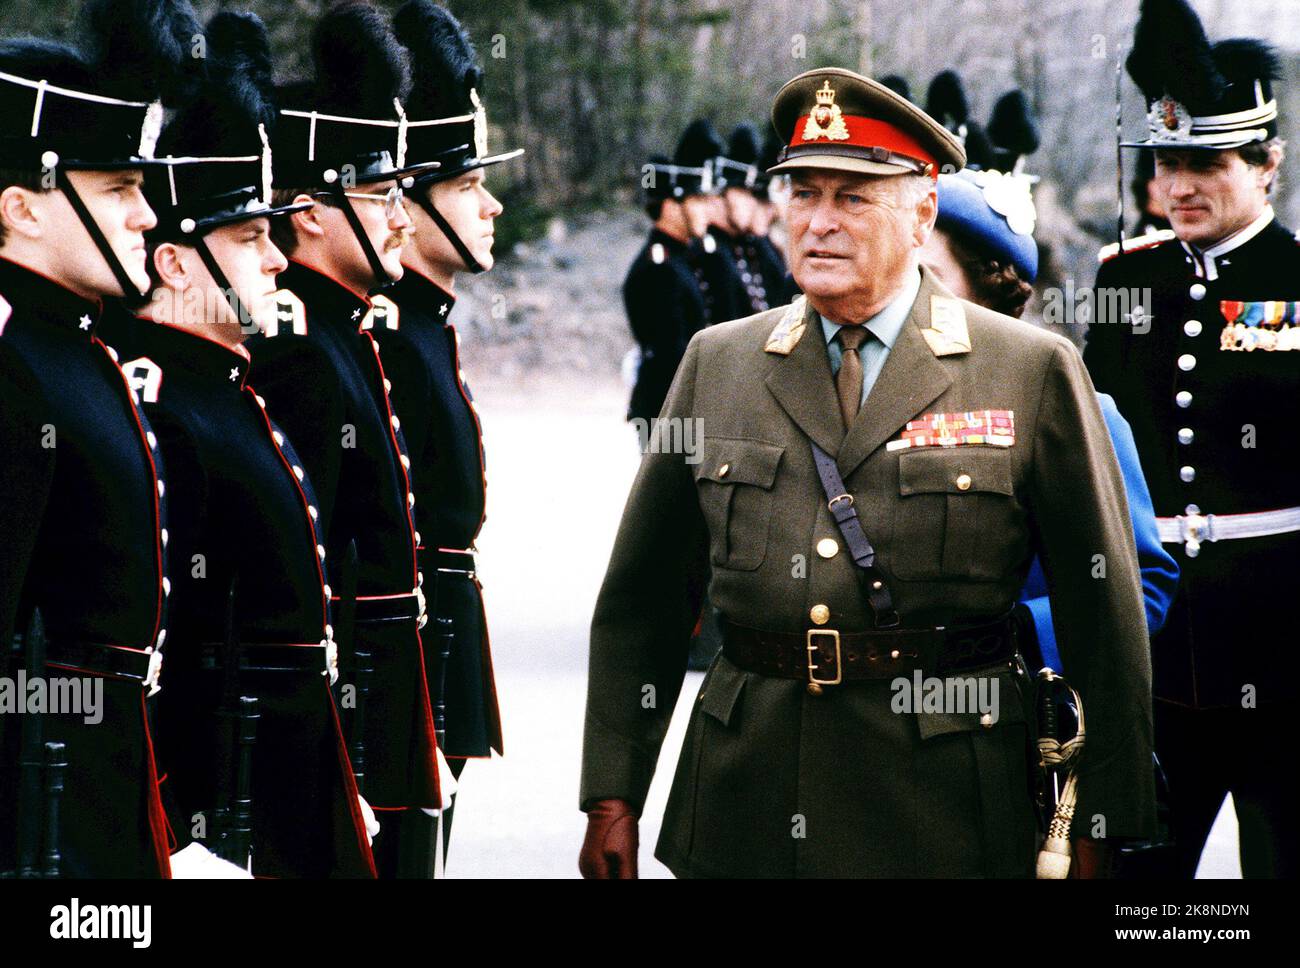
top-left (835, 325), bottom-right (871, 429)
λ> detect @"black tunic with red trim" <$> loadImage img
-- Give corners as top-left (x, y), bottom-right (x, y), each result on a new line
top-left (98, 310), bottom-right (376, 877)
top-left (1085, 216), bottom-right (1300, 707)
top-left (246, 260), bottom-right (439, 810)
top-left (0, 257), bottom-right (172, 878)
top-left (371, 267), bottom-right (501, 759)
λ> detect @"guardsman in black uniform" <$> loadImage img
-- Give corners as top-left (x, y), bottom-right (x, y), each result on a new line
top-left (1084, 0), bottom-right (1300, 878)
top-left (366, 0), bottom-right (521, 862)
top-left (751, 130), bottom-right (794, 307)
top-left (0, 0), bottom-right (220, 878)
top-left (622, 153), bottom-right (711, 422)
top-left (675, 119), bottom-right (747, 326)
top-left (246, 0), bottom-right (446, 879)
top-left (715, 123), bottom-right (778, 315)
top-left (99, 10), bottom-right (376, 879)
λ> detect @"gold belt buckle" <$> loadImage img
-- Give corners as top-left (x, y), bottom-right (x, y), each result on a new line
top-left (806, 628), bottom-right (842, 693)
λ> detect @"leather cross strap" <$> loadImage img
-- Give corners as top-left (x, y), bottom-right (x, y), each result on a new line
top-left (810, 440), bottom-right (900, 627)
top-left (722, 614), bottom-right (1017, 681)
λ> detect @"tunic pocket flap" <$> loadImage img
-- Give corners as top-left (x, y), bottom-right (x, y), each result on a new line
top-left (699, 655), bottom-right (747, 727)
top-left (914, 670), bottom-right (1027, 739)
top-left (696, 438), bottom-right (784, 488)
top-left (898, 447), bottom-right (1014, 497)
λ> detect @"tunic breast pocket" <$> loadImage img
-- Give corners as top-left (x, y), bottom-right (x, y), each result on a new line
top-left (891, 447), bottom-right (1019, 581)
top-left (694, 437), bottom-right (784, 571)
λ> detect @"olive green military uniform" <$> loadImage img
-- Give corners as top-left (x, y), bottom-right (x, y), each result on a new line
top-left (580, 268), bottom-right (1156, 877)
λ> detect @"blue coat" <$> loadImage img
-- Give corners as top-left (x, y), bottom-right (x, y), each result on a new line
top-left (1019, 393), bottom-right (1179, 672)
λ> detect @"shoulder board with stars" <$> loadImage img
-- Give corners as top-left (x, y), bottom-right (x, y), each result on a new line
top-left (920, 295), bottom-right (972, 357)
top-left (764, 295), bottom-right (808, 355)
top-left (360, 294), bottom-right (399, 332)
top-left (121, 356), bottom-right (164, 404)
top-left (0, 293), bottom-right (10, 337)
top-left (1097, 228), bottom-right (1176, 264)
top-left (262, 288), bottom-right (307, 338)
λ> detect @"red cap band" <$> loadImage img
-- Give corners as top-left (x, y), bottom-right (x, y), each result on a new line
top-left (789, 114), bottom-right (938, 176)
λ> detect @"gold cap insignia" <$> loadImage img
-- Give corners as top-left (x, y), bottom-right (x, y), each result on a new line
top-left (802, 80), bottom-right (850, 142)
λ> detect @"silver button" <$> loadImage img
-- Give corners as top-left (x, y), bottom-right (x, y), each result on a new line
top-left (255, 394), bottom-right (266, 409)
top-left (1178, 428), bottom-right (1194, 445)
top-left (273, 431), bottom-right (285, 446)
top-left (1176, 390), bottom-right (1193, 408)
top-left (400, 455), bottom-right (411, 470)
top-left (323, 584), bottom-right (332, 598)
top-left (147, 431), bottom-right (158, 450)
top-left (1178, 353), bottom-right (1196, 372)
top-left (156, 629), bottom-right (166, 648)
top-left (157, 480), bottom-right (166, 498)
top-left (160, 528), bottom-right (168, 548)
top-left (292, 465), bottom-right (305, 481)
top-left (408, 492), bottom-right (416, 509)
top-left (1189, 283), bottom-right (1207, 301)
top-left (1180, 465), bottom-right (1196, 483)
top-left (317, 544), bottom-right (326, 560)
top-left (1184, 319), bottom-right (1202, 337)
top-left (384, 378), bottom-right (392, 393)
top-left (308, 505), bottom-right (318, 520)
top-left (391, 415), bottom-right (401, 431)
top-left (162, 577), bottom-right (171, 596)
top-left (413, 531), bottom-right (422, 546)
top-left (105, 345), bottom-right (119, 363)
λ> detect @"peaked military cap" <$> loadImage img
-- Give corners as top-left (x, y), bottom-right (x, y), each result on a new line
top-left (770, 67), bottom-right (965, 178)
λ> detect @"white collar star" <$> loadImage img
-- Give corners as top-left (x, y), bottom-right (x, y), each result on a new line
top-left (79, 314), bottom-right (93, 330)
top-left (351, 308), bottom-right (362, 321)
top-left (229, 367), bottom-right (240, 382)
top-left (439, 303), bottom-right (449, 316)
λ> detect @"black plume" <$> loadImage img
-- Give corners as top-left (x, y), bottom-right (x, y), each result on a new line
top-left (987, 90), bottom-right (1040, 156)
top-left (925, 70), bottom-right (969, 129)
top-left (312, 0), bottom-right (410, 117)
top-left (394, 0), bottom-right (483, 118)
top-left (79, 0), bottom-right (204, 105)
top-left (0, 37), bottom-right (95, 90)
top-left (726, 123), bottom-right (761, 165)
top-left (675, 118), bottom-right (724, 167)
top-left (760, 129), bottom-right (783, 170)
top-left (1126, 0), bottom-right (1224, 109)
top-left (206, 11), bottom-right (275, 122)
top-left (878, 74), bottom-right (911, 102)
top-left (1213, 37), bottom-right (1282, 86)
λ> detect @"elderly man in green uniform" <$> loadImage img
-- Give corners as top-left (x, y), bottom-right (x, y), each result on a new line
top-left (579, 68), bottom-right (1156, 879)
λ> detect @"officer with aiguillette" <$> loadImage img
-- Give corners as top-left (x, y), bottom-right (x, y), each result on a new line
top-left (580, 68), bottom-right (1156, 878)
top-left (1085, 0), bottom-right (1300, 878)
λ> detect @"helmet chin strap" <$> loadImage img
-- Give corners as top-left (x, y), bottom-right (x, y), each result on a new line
top-left (191, 236), bottom-right (256, 335)
top-left (412, 190), bottom-right (486, 275)
top-left (330, 187), bottom-right (395, 294)
top-left (60, 175), bottom-right (150, 308)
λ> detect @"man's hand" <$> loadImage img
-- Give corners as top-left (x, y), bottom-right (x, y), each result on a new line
top-left (579, 799), bottom-right (638, 879)
top-left (1069, 837), bottom-right (1115, 879)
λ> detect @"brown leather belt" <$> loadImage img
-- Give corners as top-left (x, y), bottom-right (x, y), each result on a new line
top-left (722, 613), bottom-right (1018, 686)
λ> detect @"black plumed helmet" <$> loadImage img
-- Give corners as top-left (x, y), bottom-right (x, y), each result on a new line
top-left (716, 122), bottom-right (762, 191)
top-left (1124, 0), bottom-right (1281, 149)
top-left (271, 0), bottom-right (437, 188)
top-left (0, 0), bottom-right (203, 170)
top-left (878, 74), bottom-right (911, 103)
top-left (925, 70), bottom-right (970, 132)
top-left (147, 11), bottom-right (310, 241)
top-left (987, 89), bottom-right (1039, 172)
top-left (394, 0), bottom-right (522, 184)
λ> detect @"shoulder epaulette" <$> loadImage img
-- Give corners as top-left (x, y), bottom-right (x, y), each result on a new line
top-left (764, 295), bottom-right (808, 355)
top-left (920, 295), bottom-right (972, 357)
top-left (121, 356), bottom-right (164, 404)
top-left (263, 288), bottom-right (307, 338)
top-left (1097, 228), bottom-right (1176, 264)
top-left (650, 242), bottom-right (666, 265)
top-left (0, 293), bottom-right (10, 337)
top-left (360, 294), bottom-right (399, 332)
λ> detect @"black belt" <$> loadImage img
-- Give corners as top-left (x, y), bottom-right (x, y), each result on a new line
top-left (198, 641), bottom-right (331, 674)
top-left (722, 613), bottom-right (1018, 687)
top-left (44, 640), bottom-right (161, 688)
top-left (423, 547), bottom-right (476, 577)
top-left (329, 592), bottom-right (421, 625)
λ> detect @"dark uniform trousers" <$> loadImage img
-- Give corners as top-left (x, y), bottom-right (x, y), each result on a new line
top-left (101, 309), bottom-right (375, 878)
top-left (582, 267), bottom-right (1156, 877)
top-left (248, 260), bottom-right (441, 877)
top-left (0, 258), bottom-right (172, 877)
top-left (1086, 215), bottom-right (1300, 878)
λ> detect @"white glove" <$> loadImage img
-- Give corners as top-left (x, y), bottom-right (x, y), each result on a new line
top-left (170, 841), bottom-right (253, 879)
top-left (420, 747), bottom-right (459, 817)
top-left (358, 794), bottom-right (380, 844)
